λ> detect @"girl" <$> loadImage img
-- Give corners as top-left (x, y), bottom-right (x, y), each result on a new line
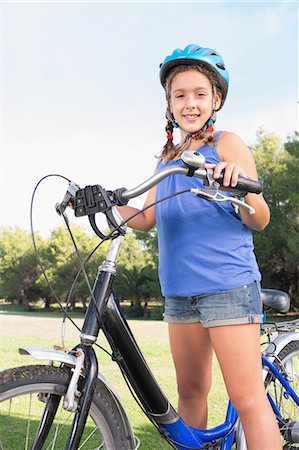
top-left (119, 44), bottom-right (281, 450)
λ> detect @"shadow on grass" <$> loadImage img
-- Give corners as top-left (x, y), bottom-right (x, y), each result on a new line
top-left (0, 416), bottom-right (112, 449)
top-left (0, 413), bottom-right (171, 450)
top-left (0, 302), bottom-right (85, 318)
top-left (133, 422), bottom-right (172, 450)
top-left (2, 303), bottom-right (298, 323)
top-left (0, 302), bottom-right (165, 321)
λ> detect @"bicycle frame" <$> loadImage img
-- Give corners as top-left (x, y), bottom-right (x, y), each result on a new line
top-left (22, 232), bottom-right (299, 450)
top-left (263, 357), bottom-right (299, 410)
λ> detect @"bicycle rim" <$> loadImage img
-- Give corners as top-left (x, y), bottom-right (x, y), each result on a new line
top-left (265, 340), bottom-right (299, 448)
top-left (0, 365), bottom-right (133, 450)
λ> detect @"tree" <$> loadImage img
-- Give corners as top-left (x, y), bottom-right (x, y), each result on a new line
top-left (133, 229), bottom-right (161, 300)
top-left (0, 224), bottom-right (110, 310)
top-left (252, 129), bottom-right (299, 308)
top-left (114, 265), bottom-right (153, 307)
top-left (0, 227), bottom-right (43, 308)
top-left (113, 231), bottom-right (162, 310)
top-left (45, 225), bottom-right (108, 309)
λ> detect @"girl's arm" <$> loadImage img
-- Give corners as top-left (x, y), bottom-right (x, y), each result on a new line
top-left (117, 186), bottom-right (157, 232)
top-left (117, 160), bottom-right (160, 232)
top-left (208, 131), bottom-right (270, 231)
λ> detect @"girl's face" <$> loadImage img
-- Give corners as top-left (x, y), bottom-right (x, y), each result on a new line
top-left (169, 69), bottom-right (221, 137)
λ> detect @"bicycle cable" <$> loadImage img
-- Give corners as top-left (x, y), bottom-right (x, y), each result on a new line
top-left (30, 174), bottom-right (113, 355)
top-left (31, 173), bottom-right (190, 353)
top-left (60, 187), bottom-right (190, 353)
top-left (63, 185), bottom-right (191, 316)
top-left (30, 174), bottom-right (82, 335)
top-left (31, 176), bottom-right (232, 449)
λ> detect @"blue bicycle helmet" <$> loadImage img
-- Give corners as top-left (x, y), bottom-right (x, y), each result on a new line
top-left (159, 44), bottom-right (229, 109)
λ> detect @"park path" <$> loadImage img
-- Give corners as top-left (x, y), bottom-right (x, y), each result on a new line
top-left (1, 314), bottom-right (169, 340)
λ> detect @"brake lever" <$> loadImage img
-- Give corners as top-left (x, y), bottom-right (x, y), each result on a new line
top-left (190, 188), bottom-right (255, 215)
top-left (55, 180), bottom-right (81, 216)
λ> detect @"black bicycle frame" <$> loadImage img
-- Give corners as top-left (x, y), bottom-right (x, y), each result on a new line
top-left (80, 264), bottom-right (178, 420)
top-left (33, 248), bottom-right (178, 449)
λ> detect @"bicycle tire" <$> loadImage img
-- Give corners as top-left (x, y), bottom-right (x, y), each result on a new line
top-left (264, 340), bottom-right (299, 449)
top-left (0, 364), bottom-right (135, 450)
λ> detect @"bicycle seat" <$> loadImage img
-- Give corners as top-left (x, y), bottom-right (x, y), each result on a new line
top-left (261, 289), bottom-right (290, 314)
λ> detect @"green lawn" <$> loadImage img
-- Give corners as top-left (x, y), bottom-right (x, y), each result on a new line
top-left (0, 310), bottom-right (229, 450)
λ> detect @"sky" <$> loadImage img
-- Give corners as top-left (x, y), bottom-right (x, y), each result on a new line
top-left (1, 1), bottom-right (298, 236)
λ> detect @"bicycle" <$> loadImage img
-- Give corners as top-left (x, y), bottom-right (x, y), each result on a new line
top-left (0, 150), bottom-right (298, 450)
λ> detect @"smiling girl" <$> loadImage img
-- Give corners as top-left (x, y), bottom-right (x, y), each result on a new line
top-left (119, 44), bottom-right (281, 449)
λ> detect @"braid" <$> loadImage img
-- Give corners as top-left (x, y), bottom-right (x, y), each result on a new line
top-left (191, 129), bottom-right (214, 145)
top-left (158, 64), bottom-right (220, 161)
top-left (161, 120), bottom-right (177, 161)
top-left (158, 119), bottom-right (215, 162)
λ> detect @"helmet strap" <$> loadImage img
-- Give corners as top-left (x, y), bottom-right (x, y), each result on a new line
top-left (165, 108), bottom-right (179, 129)
top-left (164, 105), bottom-right (217, 152)
top-left (178, 111), bottom-right (217, 150)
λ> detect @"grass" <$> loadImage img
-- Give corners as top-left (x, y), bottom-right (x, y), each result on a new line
top-left (0, 304), bottom-right (294, 450)
top-left (2, 305), bottom-right (297, 449)
top-left (0, 307), bottom-right (231, 450)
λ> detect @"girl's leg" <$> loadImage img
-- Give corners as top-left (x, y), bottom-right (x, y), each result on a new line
top-left (168, 323), bottom-right (213, 428)
top-left (209, 323), bottom-right (282, 450)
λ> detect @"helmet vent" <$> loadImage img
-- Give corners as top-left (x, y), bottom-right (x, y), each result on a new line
top-left (206, 50), bottom-right (218, 56)
top-left (216, 62), bottom-right (225, 70)
top-left (191, 46), bottom-right (202, 52)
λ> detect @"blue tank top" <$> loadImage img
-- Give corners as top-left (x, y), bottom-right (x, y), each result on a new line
top-left (155, 131), bottom-right (261, 297)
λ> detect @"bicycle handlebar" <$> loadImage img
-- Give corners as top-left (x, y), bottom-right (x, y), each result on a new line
top-left (73, 162), bottom-right (262, 219)
top-left (119, 164), bottom-right (262, 204)
top-left (55, 152), bottom-right (263, 239)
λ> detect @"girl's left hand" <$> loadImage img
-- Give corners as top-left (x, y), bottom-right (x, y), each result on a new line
top-left (204, 162), bottom-right (248, 188)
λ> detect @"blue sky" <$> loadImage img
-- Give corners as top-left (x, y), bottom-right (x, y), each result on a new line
top-left (1, 1), bottom-right (298, 235)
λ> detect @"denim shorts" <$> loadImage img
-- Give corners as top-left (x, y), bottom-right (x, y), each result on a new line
top-left (163, 281), bottom-right (263, 328)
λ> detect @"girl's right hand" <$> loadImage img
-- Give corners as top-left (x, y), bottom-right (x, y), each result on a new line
top-left (204, 162), bottom-right (248, 188)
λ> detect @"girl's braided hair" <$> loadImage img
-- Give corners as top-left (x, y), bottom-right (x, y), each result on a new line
top-left (160, 64), bottom-right (222, 162)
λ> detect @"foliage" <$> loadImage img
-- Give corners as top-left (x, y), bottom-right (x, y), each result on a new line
top-left (44, 225), bottom-right (108, 309)
top-left (0, 225), bottom-right (108, 309)
top-left (0, 225), bottom-right (161, 311)
top-left (252, 129), bottom-right (299, 308)
top-left (113, 231), bottom-right (161, 309)
top-left (0, 129), bottom-right (297, 310)
top-left (0, 227), bottom-right (42, 308)
top-left (133, 229), bottom-right (161, 300)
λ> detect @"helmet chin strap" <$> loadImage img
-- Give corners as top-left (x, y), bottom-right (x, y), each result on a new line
top-left (166, 109), bottom-right (216, 151)
top-left (166, 86), bottom-right (218, 151)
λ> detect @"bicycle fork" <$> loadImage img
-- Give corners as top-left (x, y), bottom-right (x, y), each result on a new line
top-left (31, 345), bottom-right (98, 450)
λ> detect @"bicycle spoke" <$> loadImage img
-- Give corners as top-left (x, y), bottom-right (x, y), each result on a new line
top-left (0, 363), bottom-right (137, 450)
top-left (96, 444), bottom-right (105, 450)
top-left (48, 402), bottom-right (70, 450)
top-left (25, 393), bottom-right (33, 450)
top-left (77, 426), bottom-right (101, 449)
top-left (46, 411), bottom-right (76, 449)
top-left (265, 342), bottom-right (299, 446)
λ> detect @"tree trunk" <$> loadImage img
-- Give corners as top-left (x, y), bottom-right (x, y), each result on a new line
top-left (81, 295), bottom-right (87, 312)
top-left (70, 296), bottom-right (76, 310)
top-left (21, 289), bottom-right (31, 310)
top-left (42, 297), bottom-right (51, 309)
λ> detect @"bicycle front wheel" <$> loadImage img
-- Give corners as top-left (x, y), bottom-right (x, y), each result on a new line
top-left (265, 340), bottom-right (299, 449)
top-left (0, 364), bottom-right (135, 450)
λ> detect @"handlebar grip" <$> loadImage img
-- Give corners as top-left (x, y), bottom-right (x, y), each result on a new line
top-left (213, 172), bottom-right (263, 195)
top-left (113, 187), bottom-right (129, 206)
